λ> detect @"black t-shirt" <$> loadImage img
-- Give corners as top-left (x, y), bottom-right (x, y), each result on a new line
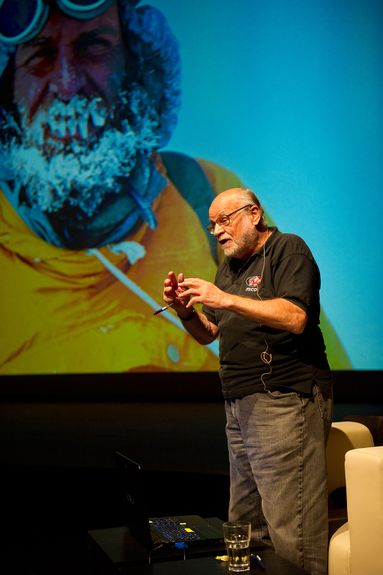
top-left (203, 229), bottom-right (332, 398)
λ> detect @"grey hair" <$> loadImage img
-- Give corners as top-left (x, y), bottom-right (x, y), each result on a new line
top-left (235, 187), bottom-right (267, 229)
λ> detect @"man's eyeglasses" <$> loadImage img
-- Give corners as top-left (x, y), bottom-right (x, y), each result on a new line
top-left (207, 204), bottom-right (254, 235)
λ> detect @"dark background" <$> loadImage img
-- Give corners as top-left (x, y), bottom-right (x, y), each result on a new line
top-left (1, 370), bottom-right (382, 536)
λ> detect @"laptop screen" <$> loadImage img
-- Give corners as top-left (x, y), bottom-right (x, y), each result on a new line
top-left (115, 451), bottom-right (154, 550)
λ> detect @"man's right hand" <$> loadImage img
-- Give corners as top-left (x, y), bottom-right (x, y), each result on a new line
top-left (163, 270), bottom-right (191, 316)
top-left (163, 271), bottom-right (219, 344)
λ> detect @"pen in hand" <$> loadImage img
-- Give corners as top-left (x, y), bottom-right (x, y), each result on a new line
top-left (153, 302), bottom-right (174, 316)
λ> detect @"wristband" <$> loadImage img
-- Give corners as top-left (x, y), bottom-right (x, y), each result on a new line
top-left (178, 308), bottom-right (196, 321)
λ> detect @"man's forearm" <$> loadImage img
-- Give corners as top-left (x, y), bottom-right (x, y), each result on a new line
top-left (225, 294), bottom-right (307, 334)
top-left (177, 308), bottom-right (218, 345)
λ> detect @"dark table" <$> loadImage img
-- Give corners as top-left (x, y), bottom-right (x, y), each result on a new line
top-left (88, 527), bottom-right (310, 575)
top-left (131, 552), bottom-right (310, 575)
top-left (0, 525), bottom-right (309, 574)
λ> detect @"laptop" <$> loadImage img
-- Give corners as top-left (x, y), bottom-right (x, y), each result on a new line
top-left (113, 451), bottom-right (225, 552)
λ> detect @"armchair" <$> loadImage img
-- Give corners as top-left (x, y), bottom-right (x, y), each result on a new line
top-left (328, 446), bottom-right (383, 575)
top-left (326, 421), bottom-right (374, 538)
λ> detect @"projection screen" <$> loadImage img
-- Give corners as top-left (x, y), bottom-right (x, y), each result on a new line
top-left (0, 0), bottom-right (381, 375)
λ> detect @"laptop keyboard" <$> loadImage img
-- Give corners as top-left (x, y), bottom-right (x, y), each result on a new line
top-left (150, 517), bottom-right (201, 542)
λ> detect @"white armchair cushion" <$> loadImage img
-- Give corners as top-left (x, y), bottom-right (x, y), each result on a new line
top-left (347, 446), bottom-right (383, 575)
top-left (328, 446), bottom-right (383, 575)
top-left (326, 421), bottom-right (374, 494)
top-left (328, 522), bottom-right (350, 575)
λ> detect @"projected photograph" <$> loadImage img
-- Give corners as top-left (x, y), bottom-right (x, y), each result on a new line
top-left (0, 0), bottom-right (381, 374)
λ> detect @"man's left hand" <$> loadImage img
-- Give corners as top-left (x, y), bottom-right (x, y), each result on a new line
top-left (178, 277), bottom-right (227, 309)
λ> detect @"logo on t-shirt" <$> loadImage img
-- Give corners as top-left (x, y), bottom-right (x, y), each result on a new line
top-left (245, 276), bottom-right (262, 292)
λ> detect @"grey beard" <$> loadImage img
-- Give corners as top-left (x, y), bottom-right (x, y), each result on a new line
top-left (1, 83), bottom-right (161, 219)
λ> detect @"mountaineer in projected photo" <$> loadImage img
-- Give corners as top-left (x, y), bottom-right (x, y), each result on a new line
top-left (0, 0), bottom-right (350, 374)
top-left (0, 0), bottom-right (245, 374)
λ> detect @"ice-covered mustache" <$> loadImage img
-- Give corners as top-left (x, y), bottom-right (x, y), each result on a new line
top-left (24, 95), bottom-right (108, 149)
top-left (3, 86), bottom-right (160, 217)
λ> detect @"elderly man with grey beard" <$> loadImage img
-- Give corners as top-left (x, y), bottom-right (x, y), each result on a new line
top-left (0, 0), bottom-right (244, 374)
top-left (162, 187), bottom-right (334, 575)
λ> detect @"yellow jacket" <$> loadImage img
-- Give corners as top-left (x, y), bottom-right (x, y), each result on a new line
top-left (0, 156), bottom-right (242, 374)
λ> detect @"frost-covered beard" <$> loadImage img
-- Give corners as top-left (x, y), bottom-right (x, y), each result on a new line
top-left (1, 83), bottom-right (160, 218)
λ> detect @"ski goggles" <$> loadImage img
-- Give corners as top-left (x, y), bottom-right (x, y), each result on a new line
top-left (0, 0), bottom-right (115, 45)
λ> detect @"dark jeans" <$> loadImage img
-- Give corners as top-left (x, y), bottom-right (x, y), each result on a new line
top-left (225, 385), bottom-right (332, 575)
